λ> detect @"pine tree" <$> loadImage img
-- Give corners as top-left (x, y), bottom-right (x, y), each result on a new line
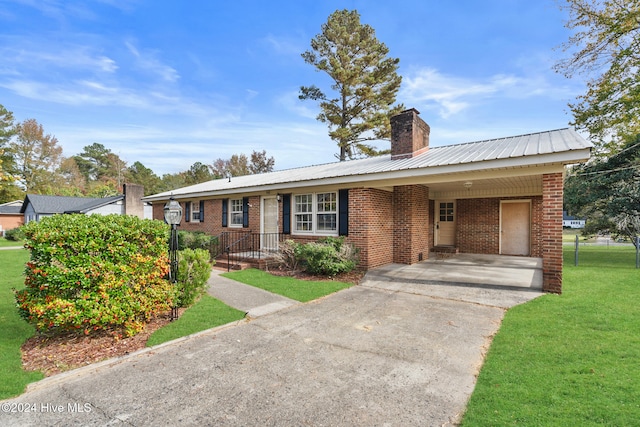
top-left (300, 9), bottom-right (404, 161)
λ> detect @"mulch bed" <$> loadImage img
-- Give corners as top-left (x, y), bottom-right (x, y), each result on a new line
top-left (21, 270), bottom-right (365, 377)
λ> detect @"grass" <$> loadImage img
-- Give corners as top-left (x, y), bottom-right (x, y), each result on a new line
top-left (0, 248), bottom-right (44, 399)
top-left (461, 246), bottom-right (640, 426)
top-left (222, 268), bottom-right (355, 302)
top-left (146, 294), bottom-right (245, 347)
top-left (0, 238), bottom-right (23, 248)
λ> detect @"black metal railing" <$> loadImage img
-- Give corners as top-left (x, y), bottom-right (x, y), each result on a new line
top-left (211, 231), bottom-right (286, 271)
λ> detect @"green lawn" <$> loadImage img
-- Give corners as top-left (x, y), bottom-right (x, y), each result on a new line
top-left (0, 248), bottom-right (44, 399)
top-left (146, 295), bottom-right (245, 347)
top-left (462, 246), bottom-right (640, 426)
top-left (0, 238), bottom-right (24, 248)
top-left (222, 268), bottom-right (354, 302)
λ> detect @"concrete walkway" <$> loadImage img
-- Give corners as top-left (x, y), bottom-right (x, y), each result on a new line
top-left (206, 268), bottom-right (298, 318)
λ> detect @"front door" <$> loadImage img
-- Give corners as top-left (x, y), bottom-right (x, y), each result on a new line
top-left (435, 200), bottom-right (456, 246)
top-left (500, 201), bottom-right (531, 255)
top-left (261, 197), bottom-right (279, 250)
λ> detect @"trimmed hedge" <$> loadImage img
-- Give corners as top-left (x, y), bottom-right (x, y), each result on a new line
top-left (15, 214), bottom-right (175, 337)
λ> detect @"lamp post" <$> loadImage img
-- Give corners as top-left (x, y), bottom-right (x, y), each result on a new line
top-left (163, 197), bottom-right (182, 321)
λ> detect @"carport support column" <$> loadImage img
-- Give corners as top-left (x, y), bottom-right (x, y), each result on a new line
top-left (393, 184), bottom-right (430, 264)
top-left (542, 172), bottom-right (563, 293)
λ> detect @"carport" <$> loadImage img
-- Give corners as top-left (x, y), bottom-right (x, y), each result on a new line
top-left (361, 253), bottom-right (544, 308)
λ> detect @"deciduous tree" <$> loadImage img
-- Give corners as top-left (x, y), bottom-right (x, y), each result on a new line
top-left (0, 104), bottom-right (17, 197)
top-left (249, 149), bottom-right (275, 174)
top-left (300, 9), bottom-right (404, 161)
top-left (555, 0), bottom-right (640, 152)
top-left (565, 134), bottom-right (640, 244)
top-left (10, 119), bottom-right (63, 193)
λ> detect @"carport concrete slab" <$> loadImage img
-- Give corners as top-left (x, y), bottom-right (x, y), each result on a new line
top-left (362, 254), bottom-right (544, 309)
top-left (1, 286), bottom-right (505, 426)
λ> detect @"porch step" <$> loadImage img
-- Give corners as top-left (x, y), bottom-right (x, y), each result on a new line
top-left (431, 246), bottom-right (459, 254)
top-left (214, 257), bottom-right (279, 271)
top-left (431, 246), bottom-right (459, 261)
top-left (214, 259), bottom-right (254, 271)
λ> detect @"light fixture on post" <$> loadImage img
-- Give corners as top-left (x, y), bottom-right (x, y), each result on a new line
top-left (163, 196), bottom-right (182, 321)
top-left (463, 181), bottom-right (473, 191)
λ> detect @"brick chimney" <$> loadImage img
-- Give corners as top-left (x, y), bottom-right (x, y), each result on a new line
top-left (390, 108), bottom-right (430, 160)
top-left (123, 183), bottom-right (144, 219)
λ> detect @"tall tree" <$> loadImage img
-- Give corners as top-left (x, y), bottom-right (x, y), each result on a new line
top-left (565, 134), bottom-right (640, 244)
top-left (74, 143), bottom-right (127, 192)
top-left (0, 104), bottom-right (18, 201)
top-left (249, 149), bottom-right (275, 174)
top-left (127, 161), bottom-right (163, 195)
top-left (300, 9), bottom-right (404, 161)
top-left (57, 157), bottom-right (86, 195)
top-left (554, 0), bottom-right (640, 152)
top-left (10, 119), bottom-right (63, 193)
top-left (211, 150), bottom-right (275, 177)
top-left (183, 161), bottom-right (214, 186)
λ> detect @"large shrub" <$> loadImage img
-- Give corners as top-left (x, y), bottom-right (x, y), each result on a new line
top-left (15, 214), bottom-right (175, 337)
top-left (178, 231), bottom-right (219, 260)
top-left (5, 227), bottom-right (25, 241)
top-left (294, 237), bottom-right (359, 276)
top-left (176, 248), bottom-right (212, 307)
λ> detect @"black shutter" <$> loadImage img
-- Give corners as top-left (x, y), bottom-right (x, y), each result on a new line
top-left (199, 200), bottom-right (205, 222)
top-left (339, 189), bottom-right (349, 236)
top-left (242, 197), bottom-right (249, 228)
top-left (185, 202), bottom-right (191, 223)
top-left (221, 199), bottom-right (228, 227)
top-left (282, 194), bottom-right (291, 235)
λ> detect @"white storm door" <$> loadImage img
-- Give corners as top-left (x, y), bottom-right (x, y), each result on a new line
top-left (261, 197), bottom-right (279, 250)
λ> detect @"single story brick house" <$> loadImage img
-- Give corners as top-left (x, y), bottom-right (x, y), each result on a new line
top-left (143, 109), bottom-right (592, 293)
top-left (0, 200), bottom-right (24, 236)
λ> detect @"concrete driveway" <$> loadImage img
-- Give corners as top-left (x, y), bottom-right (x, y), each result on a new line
top-left (1, 263), bottom-right (543, 426)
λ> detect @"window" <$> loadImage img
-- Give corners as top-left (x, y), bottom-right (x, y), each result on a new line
top-left (439, 202), bottom-right (454, 222)
top-left (191, 201), bottom-right (201, 222)
top-left (293, 192), bottom-right (337, 234)
top-left (230, 198), bottom-right (243, 227)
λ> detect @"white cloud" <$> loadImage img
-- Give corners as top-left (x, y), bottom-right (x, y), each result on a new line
top-left (125, 40), bottom-right (180, 83)
top-left (261, 33), bottom-right (304, 56)
top-left (401, 67), bottom-right (576, 119)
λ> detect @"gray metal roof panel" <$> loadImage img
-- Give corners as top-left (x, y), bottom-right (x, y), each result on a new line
top-left (145, 128), bottom-right (592, 200)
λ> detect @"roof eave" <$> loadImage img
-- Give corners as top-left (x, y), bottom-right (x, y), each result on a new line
top-left (143, 148), bottom-right (591, 202)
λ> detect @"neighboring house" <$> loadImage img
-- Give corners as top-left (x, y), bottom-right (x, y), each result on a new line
top-left (143, 108), bottom-right (592, 293)
top-left (0, 200), bottom-right (24, 236)
top-left (563, 211), bottom-right (586, 229)
top-left (20, 183), bottom-right (152, 223)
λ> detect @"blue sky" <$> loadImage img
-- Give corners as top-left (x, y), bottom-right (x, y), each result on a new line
top-left (0, 0), bottom-right (583, 175)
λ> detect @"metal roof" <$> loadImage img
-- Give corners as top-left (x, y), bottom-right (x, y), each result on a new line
top-left (144, 127), bottom-right (592, 202)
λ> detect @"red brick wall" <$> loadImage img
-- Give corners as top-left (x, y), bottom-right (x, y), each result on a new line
top-left (542, 173), bottom-right (564, 293)
top-left (347, 188), bottom-right (394, 269)
top-left (456, 196), bottom-right (543, 257)
top-left (393, 185), bottom-right (430, 264)
top-left (457, 198), bottom-right (500, 254)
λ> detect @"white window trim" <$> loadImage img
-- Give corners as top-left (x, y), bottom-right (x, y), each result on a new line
top-left (191, 201), bottom-right (201, 222)
top-left (292, 191), bottom-right (338, 236)
top-left (229, 198), bottom-right (243, 228)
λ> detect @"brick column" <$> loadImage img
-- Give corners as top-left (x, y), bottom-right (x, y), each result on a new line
top-left (393, 185), bottom-right (430, 264)
top-left (542, 173), bottom-right (564, 293)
